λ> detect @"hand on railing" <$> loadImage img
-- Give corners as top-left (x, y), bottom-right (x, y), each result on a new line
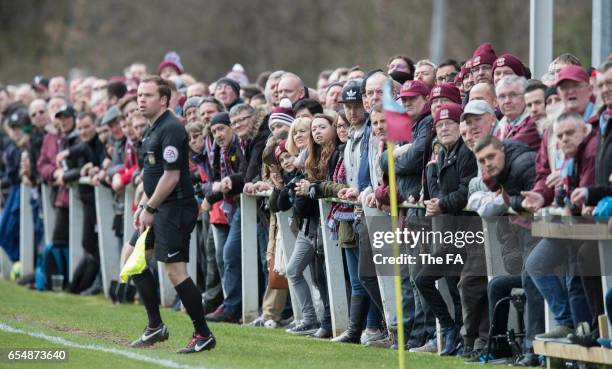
top-left (294, 179), bottom-right (311, 197)
top-left (337, 187), bottom-right (359, 202)
top-left (52, 168), bottom-right (64, 187)
top-left (520, 191), bottom-right (545, 213)
top-left (570, 187), bottom-right (587, 207)
top-left (424, 198), bottom-right (442, 216)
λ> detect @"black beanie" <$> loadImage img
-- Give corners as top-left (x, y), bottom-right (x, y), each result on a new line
top-left (210, 112), bottom-right (231, 127)
top-left (216, 78), bottom-right (240, 97)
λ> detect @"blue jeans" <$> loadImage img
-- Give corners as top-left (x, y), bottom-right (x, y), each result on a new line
top-left (344, 247), bottom-right (383, 329)
top-left (222, 208), bottom-right (242, 316)
top-left (286, 232), bottom-right (318, 324)
top-left (212, 224), bottom-right (230, 282)
top-left (525, 238), bottom-right (592, 328)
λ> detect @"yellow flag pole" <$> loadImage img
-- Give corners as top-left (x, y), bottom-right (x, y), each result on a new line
top-left (386, 141), bottom-right (405, 369)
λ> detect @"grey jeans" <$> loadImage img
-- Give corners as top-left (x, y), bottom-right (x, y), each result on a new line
top-left (286, 232), bottom-right (318, 324)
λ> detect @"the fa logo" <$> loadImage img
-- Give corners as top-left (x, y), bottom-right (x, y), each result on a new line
top-left (496, 58), bottom-right (505, 66)
top-left (473, 56), bottom-right (481, 66)
top-left (432, 86), bottom-right (441, 97)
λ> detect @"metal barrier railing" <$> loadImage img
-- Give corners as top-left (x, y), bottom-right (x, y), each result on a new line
top-left (14, 183), bottom-right (612, 344)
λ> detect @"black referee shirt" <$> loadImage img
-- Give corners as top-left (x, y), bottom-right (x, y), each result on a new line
top-left (141, 110), bottom-right (194, 203)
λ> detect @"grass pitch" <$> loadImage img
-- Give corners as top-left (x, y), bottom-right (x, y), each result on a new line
top-left (0, 279), bottom-right (475, 369)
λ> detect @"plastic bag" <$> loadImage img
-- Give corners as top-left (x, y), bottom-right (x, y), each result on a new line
top-left (593, 196), bottom-right (612, 217)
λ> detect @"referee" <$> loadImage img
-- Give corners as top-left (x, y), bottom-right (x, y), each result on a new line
top-left (130, 76), bottom-right (215, 354)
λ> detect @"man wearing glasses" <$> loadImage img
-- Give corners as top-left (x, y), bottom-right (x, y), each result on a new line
top-left (206, 103), bottom-right (270, 323)
top-left (495, 75), bottom-right (541, 151)
top-left (470, 43), bottom-right (497, 85)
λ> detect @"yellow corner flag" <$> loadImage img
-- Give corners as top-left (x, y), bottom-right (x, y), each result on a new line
top-left (387, 142), bottom-right (406, 369)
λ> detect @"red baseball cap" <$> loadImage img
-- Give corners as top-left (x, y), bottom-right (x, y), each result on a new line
top-left (433, 102), bottom-right (463, 124)
top-left (492, 54), bottom-right (525, 77)
top-left (556, 65), bottom-right (589, 86)
top-left (399, 80), bottom-right (430, 98)
top-left (429, 83), bottom-right (461, 104)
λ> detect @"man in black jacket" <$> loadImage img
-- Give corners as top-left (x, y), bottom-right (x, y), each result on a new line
top-left (473, 135), bottom-right (544, 365)
top-left (206, 104), bottom-right (270, 323)
top-left (416, 102), bottom-right (477, 356)
top-left (56, 112), bottom-right (106, 294)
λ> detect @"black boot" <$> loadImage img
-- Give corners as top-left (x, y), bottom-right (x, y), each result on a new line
top-left (440, 325), bottom-right (459, 356)
top-left (331, 295), bottom-right (369, 344)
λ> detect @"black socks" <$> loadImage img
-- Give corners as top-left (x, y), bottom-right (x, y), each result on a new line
top-left (175, 277), bottom-right (212, 337)
top-left (132, 268), bottom-right (162, 328)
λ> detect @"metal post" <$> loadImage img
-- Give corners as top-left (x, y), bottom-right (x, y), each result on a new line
top-left (318, 199), bottom-right (349, 337)
top-left (19, 184), bottom-right (35, 276)
top-left (41, 184), bottom-right (56, 246)
top-left (68, 185), bottom-right (84, 282)
top-left (94, 185), bottom-right (119, 298)
top-left (240, 194), bottom-right (259, 325)
top-left (429, 0), bottom-right (446, 63)
top-left (600, 239), bottom-right (612, 316)
top-left (123, 185), bottom-right (135, 245)
top-left (529, 0), bottom-right (554, 79)
top-left (592, 0), bottom-right (612, 68)
top-left (363, 204), bottom-right (398, 329)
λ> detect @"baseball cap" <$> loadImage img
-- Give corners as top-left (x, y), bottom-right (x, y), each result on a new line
top-left (556, 65), bottom-right (589, 86)
top-left (55, 104), bottom-right (77, 119)
top-left (460, 100), bottom-right (495, 121)
top-left (101, 105), bottom-right (121, 126)
top-left (399, 80), bottom-right (430, 98)
top-left (339, 79), bottom-right (363, 103)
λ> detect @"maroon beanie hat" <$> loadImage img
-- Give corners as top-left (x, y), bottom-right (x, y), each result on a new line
top-left (492, 54), bottom-right (525, 77)
top-left (275, 140), bottom-right (289, 162)
top-left (433, 102), bottom-right (463, 124)
top-left (471, 43), bottom-right (497, 68)
top-left (429, 83), bottom-right (461, 104)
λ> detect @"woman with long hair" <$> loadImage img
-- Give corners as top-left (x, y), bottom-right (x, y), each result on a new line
top-left (286, 117), bottom-right (312, 170)
top-left (285, 114), bottom-right (340, 338)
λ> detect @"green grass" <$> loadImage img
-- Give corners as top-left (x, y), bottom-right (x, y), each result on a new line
top-left (0, 279), bottom-right (474, 369)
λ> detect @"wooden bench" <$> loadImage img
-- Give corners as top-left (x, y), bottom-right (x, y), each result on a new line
top-left (534, 315), bottom-right (612, 368)
top-left (533, 341), bottom-right (612, 368)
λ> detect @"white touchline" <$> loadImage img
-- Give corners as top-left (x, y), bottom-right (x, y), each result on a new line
top-left (0, 322), bottom-right (208, 369)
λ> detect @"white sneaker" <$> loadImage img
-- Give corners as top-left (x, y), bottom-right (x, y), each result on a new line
top-left (409, 339), bottom-right (437, 353)
top-left (361, 328), bottom-right (387, 345)
top-left (249, 316), bottom-right (266, 327)
top-left (264, 319), bottom-right (279, 329)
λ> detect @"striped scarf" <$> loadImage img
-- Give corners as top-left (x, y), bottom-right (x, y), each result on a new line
top-left (326, 158), bottom-right (355, 240)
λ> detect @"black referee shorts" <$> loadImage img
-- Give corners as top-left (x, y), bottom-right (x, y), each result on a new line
top-left (151, 199), bottom-right (198, 263)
